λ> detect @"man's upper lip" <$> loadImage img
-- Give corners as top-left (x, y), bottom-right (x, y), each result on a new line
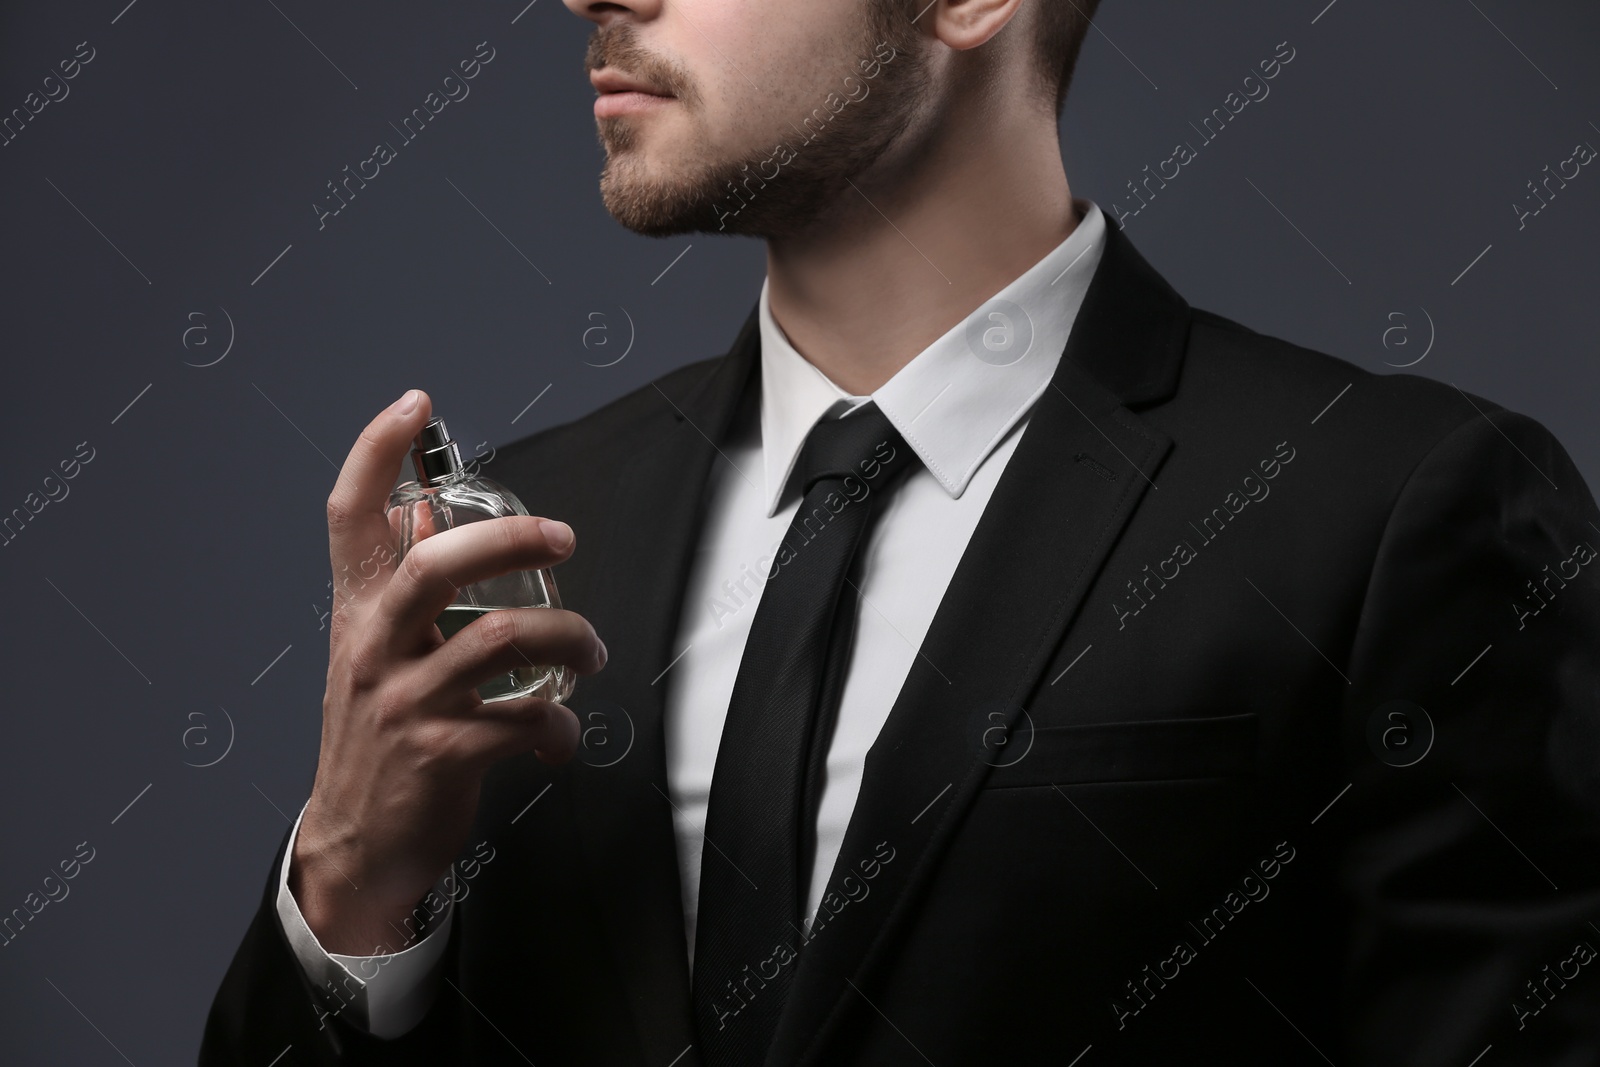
top-left (589, 69), bottom-right (673, 97)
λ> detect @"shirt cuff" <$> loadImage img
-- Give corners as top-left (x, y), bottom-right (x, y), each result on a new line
top-left (274, 801), bottom-right (455, 1039)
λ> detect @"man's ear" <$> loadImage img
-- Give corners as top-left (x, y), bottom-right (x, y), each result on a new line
top-left (923, 0), bottom-right (1029, 53)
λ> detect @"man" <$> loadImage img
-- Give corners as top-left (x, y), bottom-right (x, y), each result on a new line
top-left (203, 0), bottom-right (1600, 1062)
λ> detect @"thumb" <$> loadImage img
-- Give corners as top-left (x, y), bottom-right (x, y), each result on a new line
top-left (328, 388), bottom-right (432, 598)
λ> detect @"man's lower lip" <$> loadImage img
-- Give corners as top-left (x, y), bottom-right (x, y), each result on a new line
top-left (594, 92), bottom-right (675, 118)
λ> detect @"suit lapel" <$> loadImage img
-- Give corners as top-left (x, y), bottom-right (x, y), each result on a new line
top-left (764, 221), bottom-right (1190, 1067)
top-left (565, 306), bottom-right (760, 1067)
top-left (560, 220), bottom-right (1190, 1067)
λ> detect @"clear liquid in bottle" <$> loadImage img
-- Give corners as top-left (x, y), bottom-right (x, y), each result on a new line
top-left (386, 416), bottom-right (576, 705)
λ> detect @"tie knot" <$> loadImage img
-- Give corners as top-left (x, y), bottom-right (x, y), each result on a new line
top-left (796, 401), bottom-right (916, 497)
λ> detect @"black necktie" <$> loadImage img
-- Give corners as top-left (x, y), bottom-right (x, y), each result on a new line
top-left (691, 401), bottom-right (918, 1066)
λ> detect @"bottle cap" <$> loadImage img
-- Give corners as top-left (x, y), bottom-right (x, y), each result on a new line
top-left (411, 416), bottom-right (464, 486)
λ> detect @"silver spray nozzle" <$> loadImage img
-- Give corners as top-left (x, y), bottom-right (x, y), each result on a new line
top-left (411, 416), bottom-right (464, 486)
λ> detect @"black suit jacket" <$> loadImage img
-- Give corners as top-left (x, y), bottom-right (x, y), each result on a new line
top-left (203, 220), bottom-right (1600, 1066)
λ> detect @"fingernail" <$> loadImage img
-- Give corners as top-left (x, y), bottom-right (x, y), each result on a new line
top-left (596, 638), bottom-right (608, 668)
top-left (393, 389), bottom-right (420, 415)
top-left (539, 519), bottom-right (573, 550)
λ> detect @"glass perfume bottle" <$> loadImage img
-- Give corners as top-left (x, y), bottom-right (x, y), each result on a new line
top-left (387, 416), bottom-right (576, 705)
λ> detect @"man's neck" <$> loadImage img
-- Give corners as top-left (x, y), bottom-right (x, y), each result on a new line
top-left (763, 106), bottom-right (1076, 397)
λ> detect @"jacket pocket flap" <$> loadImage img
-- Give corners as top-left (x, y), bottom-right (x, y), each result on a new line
top-left (981, 712), bottom-right (1259, 788)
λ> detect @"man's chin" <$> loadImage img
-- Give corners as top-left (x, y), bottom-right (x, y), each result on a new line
top-left (600, 171), bottom-right (847, 240)
top-left (599, 184), bottom-right (716, 238)
top-left (598, 164), bottom-right (754, 238)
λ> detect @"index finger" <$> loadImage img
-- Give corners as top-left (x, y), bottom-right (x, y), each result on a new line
top-left (327, 388), bottom-right (433, 569)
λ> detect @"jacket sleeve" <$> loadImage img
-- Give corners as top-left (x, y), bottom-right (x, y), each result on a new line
top-left (200, 822), bottom-right (466, 1065)
top-left (1336, 403), bottom-right (1600, 1065)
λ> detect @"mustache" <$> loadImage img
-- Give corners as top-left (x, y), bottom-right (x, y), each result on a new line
top-left (585, 25), bottom-right (692, 102)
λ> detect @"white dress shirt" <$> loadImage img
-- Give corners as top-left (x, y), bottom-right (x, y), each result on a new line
top-left (276, 197), bottom-right (1108, 1037)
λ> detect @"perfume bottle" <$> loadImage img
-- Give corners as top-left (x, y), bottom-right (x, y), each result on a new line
top-left (387, 416), bottom-right (576, 705)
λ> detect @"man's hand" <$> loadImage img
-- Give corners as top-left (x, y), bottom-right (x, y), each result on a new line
top-left (291, 388), bottom-right (606, 955)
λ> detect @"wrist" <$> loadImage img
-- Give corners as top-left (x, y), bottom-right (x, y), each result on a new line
top-left (290, 833), bottom-right (416, 956)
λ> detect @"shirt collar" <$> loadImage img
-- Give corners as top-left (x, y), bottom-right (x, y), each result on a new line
top-left (755, 197), bottom-right (1107, 517)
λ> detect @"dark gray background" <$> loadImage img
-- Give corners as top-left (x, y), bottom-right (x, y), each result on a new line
top-left (2, 0), bottom-right (1595, 1062)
